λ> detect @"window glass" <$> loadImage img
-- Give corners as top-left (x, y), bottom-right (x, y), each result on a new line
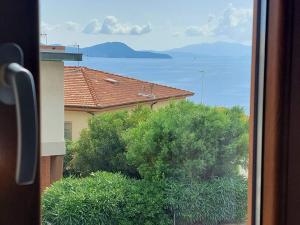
top-left (64, 121), bottom-right (72, 141)
top-left (40, 1), bottom-right (254, 225)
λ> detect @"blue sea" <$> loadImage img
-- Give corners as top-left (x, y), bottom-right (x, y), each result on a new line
top-left (66, 55), bottom-right (251, 113)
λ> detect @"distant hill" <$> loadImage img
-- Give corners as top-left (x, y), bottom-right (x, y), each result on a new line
top-left (164, 42), bottom-right (251, 58)
top-left (64, 41), bottom-right (251, 59)
top-left (66, 42), bottom-right (171, 59)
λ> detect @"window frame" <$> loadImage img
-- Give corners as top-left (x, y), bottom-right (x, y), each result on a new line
top-left (248, 0), bottom-right (267, 224)
top-left (248, 0), bottom-right (300, 225)
top-left (1, 0), bottom-right (300, 224)
top-left (64, 121), bottom-right (73, 141)
top-left (0, 0), bottom-right (40, 224)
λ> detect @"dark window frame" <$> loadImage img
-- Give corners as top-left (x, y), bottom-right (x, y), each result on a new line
top-left (248, 0), bottom-right (300, 225)
top-left (1, 0), bottom-right (300, 224)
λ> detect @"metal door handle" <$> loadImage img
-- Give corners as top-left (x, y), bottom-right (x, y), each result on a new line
top-left (0, 43), bottom-right (38, 185)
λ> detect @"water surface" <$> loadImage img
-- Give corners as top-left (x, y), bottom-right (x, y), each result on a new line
top-left (66, 56), bottom-right (251, 113)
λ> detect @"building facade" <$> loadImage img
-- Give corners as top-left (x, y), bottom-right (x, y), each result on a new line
top-left (64, 66), bottom-right (194, 141)
top-left (39, 50), bottom-right (193, 190)
top-left (40, 46), bottom-right (82, 190)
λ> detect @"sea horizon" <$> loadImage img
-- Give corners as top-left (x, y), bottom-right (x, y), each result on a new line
top-left (66, 55), bottom-right (251, 113)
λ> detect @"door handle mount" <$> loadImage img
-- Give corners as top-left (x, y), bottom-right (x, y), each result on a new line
top-left (0, 43), bottom-right (38, 185)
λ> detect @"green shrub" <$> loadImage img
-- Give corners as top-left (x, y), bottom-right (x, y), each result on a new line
top-left (63, 141), bottom-right (78, 177)
top-left (56, 102), bottom-right (249, 225)
top-left (42, 172), bottom-right (170, 225)
top-left (67, 101), bottom-right (248, 181)
top-left (166, 176), bottom-right (248, 225)
top-left (69, 106), bottom-right (151, 177)
top-left (125, 101), bottom-right (249, 181)
top-left (43, 173), bottom-right (247, 225)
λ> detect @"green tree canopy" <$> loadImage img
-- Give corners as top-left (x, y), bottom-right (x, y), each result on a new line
top-left (70, 106), bottom-right (151, 177)
top-left (124, 101), bottom-right (249, 181)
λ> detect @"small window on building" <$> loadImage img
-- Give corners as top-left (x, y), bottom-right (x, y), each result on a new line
top-left (64, 121), bottom-right (72, 141)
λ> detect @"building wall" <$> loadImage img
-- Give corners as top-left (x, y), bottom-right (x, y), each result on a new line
top-left (40, 156), bottom-right (51, 191)
top-left (40, 61), bottom-right (65, 156)
top-left (151, 100), bottom-right (173, 110)
top-left (40, 155), bottom-right (64, 192)
top-left (64, 111), bottom-right (93, 140)
top-left (65, 99), bottom-right (184, 141)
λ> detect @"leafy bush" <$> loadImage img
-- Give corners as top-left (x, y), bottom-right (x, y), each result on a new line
top-left (57, 101), bottom-right (249, 225)
top-left (63, 141), bottom-right (78, 177)
top-left (42, 172), bottom-right (170, 225)
top-left (166, 176), bottom-right (248, 225)
top-left (125, 101), bottom-right (249, 181)
top-left (43, 173), bottom-right (247, 225)
top-left (66, 101), bottom-right (248, 181)
top-left (69, 107), bottom-right (151, 177)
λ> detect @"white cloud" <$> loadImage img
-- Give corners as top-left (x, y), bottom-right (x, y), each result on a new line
top-left (41, 21), bottom-right (59, 33)
top-left (185, 4), bottom-right (253, 43)
top-left (127, 24), bottom-right (151, 35)
top-left (41, 21), bottom-right (81, 33)
top-left (64, 21), bottom-right (80, 32)
top-left (82, 19), bottom-right (100, 34)
top-left (83, 16), bottom-right (152, 35)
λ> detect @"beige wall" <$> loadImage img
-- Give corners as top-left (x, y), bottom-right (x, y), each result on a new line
top-left (64, 106), bottom-right (134, 140)
top-left (64, 111), bottom-right (93, 140)
top-left (151, 100), bottom-right (172, 110)
top-left (65, 99), bottom-right (184, 141)
top-left (40, 61), bottom-right (65, 156)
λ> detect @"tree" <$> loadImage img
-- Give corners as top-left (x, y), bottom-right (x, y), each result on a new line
top-left (124, 101), bottom-right (249, 181)
top-left (69, 106), bottom-right (151, 177)
top-left (63, 140), bottom-right (78, 177)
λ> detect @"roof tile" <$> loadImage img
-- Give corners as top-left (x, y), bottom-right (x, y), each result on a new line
top-left (64, 66), bottom-right (194, 109)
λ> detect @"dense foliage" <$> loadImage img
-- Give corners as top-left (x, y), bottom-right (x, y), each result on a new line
top-left (166, 176), bottom-right (248, 225)
top-left (42, 172), bottom-right (170, 225)
top-left (63, 141), bottom-right (77, 177)
top-left (125, 102), bottom-right (248, 181)
top-left (42, 172), bottom-right (247, 225)
top-left (66, 101), bottom-right (248, 181)
top-left (56, 101), bottom-right (249, 225)
top-left (68, 107), bottom-right (151, 177)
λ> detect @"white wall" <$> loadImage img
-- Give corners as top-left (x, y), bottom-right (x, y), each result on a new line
top-left (40, 61), bottom-right (65, 156)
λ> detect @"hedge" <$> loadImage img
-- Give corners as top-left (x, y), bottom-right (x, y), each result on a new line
top-left (42, 172), bottom-right (247, 225)
top-left (166, 176), bottom-right (248, 225)
top-left (42, 172), bottom-right (170, 225)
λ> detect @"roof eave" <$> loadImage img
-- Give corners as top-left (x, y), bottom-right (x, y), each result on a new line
top-left (41, 52), bottom-right (82, 61)
top-left (65, 94), bottom-right (193, 112)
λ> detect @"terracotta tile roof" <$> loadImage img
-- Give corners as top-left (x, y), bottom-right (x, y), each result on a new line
top-left (64, 66), bottom-right (194, 110)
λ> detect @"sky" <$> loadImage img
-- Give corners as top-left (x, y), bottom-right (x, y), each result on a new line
top-left (40, 0), bottom-right (253, 50)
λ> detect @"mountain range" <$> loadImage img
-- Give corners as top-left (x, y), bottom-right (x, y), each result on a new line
top-left (65, 41), bottom-right (251, 59)
top-left (66, 42), bottom-right (171, 59)
top-left (163, 42), bottom-right (251, 58)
